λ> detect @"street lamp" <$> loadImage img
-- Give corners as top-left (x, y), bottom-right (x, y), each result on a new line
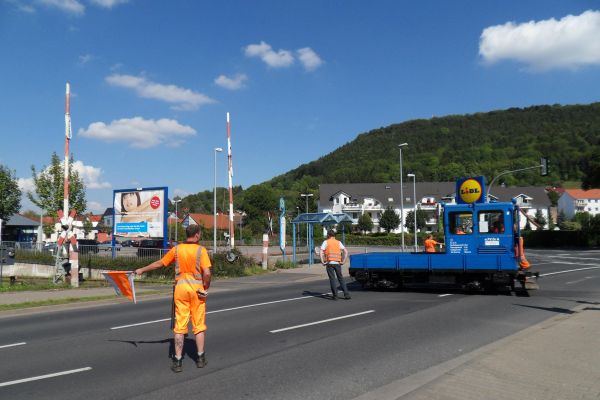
top-left (300, 193), bottom-right (313, 247)
top-left (173, 199), bottom-right (182, 242)
top-left (214, 147), bottom-right (223, 253)
top-left (398, 143), bottom-right (408, 251)
top-left (407, 173), bottom-right (417, 252)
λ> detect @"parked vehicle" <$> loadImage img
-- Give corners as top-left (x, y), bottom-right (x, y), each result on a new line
top-left (137, 239), bottom-right (167, 257)
top-left (98, 241), bottom-right (121, 251)
top-left (77, 239), bottom-right (99, 254)
top-left (120, 240), bottom-right (134, 247)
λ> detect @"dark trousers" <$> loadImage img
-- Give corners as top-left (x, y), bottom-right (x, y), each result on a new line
top-left (326, 264), bottom-right (349, 297)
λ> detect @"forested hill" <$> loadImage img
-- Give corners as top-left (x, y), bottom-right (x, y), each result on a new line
top-left (267, 103), bottom-right (600, 191)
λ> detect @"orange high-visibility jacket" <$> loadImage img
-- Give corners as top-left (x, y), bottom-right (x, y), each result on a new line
top-left (324, 238), bottom-right (342, 263)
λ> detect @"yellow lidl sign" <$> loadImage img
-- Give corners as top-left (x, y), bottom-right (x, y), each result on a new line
top-left (456, 176), bottom-right (486, 204)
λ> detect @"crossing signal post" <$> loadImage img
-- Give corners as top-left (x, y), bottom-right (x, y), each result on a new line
top-left (541, 157), bottom-right (549, 176)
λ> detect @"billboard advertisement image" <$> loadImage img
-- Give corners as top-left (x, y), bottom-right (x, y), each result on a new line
top-left (113, 187), bottom-right (168, 239)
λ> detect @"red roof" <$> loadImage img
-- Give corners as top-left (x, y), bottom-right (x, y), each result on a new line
top-left (564, 189), bottom-right (600, 200)
top-left (186, 213), bottom-right (242, 230)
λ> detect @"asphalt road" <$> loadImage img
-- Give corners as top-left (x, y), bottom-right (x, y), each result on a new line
top-left (1, 249), bottom-right (599, 399)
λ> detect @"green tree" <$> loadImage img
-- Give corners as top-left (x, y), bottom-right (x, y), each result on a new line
top-left (547, 191), bottom-right (560, 207)
top-left (27, 152), bottom-right (87, 216)
top-left (557, 209), bottom-right (567, 230)
top-left (405, 209), bottom-right (427, 231)
top-left (581, 146), bottom-right (600, 190)
top-left (356, 213), bottom-right (373, 233)
top-left (534, 209), bottom-right (547, 228)
top-left (0, 164), bottom-right (21, 221)
top-left (83, 219), bottom-right (93, 238)
top-left (379, 207), bottom-right (400, 233)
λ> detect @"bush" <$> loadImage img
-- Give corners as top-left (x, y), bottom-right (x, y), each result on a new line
top-left (274, 259), bottom-right (298, 269)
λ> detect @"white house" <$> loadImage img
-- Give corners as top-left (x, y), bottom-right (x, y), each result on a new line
top-left (319, 183), bottom-right (552, 233)
top-left (558, 189), bottom-right (600, 219)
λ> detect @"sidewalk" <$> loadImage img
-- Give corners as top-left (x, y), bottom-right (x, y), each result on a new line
top-left (0, 262), bottom-right (333, 307)
top-left (355, 302), bottom-right (600, 400)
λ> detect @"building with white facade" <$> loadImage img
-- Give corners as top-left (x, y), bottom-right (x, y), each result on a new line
top-left (319, 182), bottom-right (552, 232)
top-left (558, 189), bottom-right (600, 219)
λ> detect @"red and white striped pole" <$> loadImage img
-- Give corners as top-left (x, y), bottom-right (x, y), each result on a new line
top-left (63, 82), bottom-right (71, 215)
top-left (227, 112), bottom-right (235, 248)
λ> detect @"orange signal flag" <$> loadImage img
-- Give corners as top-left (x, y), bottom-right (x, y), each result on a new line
top-left (102, 271), bottom-right (137, 303)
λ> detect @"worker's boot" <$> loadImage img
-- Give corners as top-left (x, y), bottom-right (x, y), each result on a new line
top-left (171, 357), bottom-right (183, 373)
top-left (196, 353), bottom-right (207, 368)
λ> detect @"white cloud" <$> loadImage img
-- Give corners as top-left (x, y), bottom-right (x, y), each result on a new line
top-left (106, 74), bottom-right (216, 111)
top-left (297, 47), bottom-right (323, 71)
top-left (214, 73), bottom-right (248, 90)
top-left (17, 160), bottom-right (110, 196)
top-left (89, 0), bottom-right (128, 8)
top-left (172, 188), bottom-right (190, 200)
top-left (78, 54), bottom-right (92, 65)
top-left (479, 10), bottom-right (600, 71)
top-left (39, 0), bottom-right (85, 15)
top-left (245, 41), bottom-right (294, 68)
top-left (7, 0), bottom-right (36, 13)
top-left (87, 201), bottom-right (104, 213)
top-left (17, 177), bottom-right (35, 194)
top-left (72, 161), bottom-right (111, 189)
top-left (78, 116), bottom-right (197, 149)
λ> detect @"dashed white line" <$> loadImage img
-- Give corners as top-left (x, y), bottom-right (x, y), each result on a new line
top-left (110, 293), bottom-right (328, 330)
top-left (270, 310), bottom-right (375, 333)
top-left (565, 277), bottom-right (594, 285)
top-left (0, 367), bottom-right (92, 387)
top-left (542, 266), bottom-right (600, 277)
top-left (438, 294), bottom-right (453, 297)
top-left (0, 342), bottom-right (26, 349)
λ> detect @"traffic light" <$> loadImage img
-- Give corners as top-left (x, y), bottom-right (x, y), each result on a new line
top-left (540, 157), bottom-right (549, 176)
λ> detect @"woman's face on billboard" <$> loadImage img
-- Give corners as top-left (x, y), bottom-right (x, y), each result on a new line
top-left (123, 193), bottom-right (138, 211)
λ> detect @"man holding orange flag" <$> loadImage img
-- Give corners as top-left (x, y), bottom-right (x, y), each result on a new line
top-left (135, 224), bottom-right (212, 373)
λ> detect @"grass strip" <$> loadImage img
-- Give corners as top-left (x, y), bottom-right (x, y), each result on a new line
top-left (0, 290), bottom-right (165, 311)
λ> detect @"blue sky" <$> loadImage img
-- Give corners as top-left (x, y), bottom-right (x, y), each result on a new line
top-left (1, 0), bottom-right (600, 214)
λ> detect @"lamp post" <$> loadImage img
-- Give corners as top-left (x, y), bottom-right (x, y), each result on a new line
top-left (173, 199), bottom-right (182, 242)
top-left (300, 193), bottom-right (313, 247)
top-left (214, 147), bottom-right (223, 253)
top-left (407, 173), bottom-right (417, 252)
top-left (398, 143), bottom-right (408, 251)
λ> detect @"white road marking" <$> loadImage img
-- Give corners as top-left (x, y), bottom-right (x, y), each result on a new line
top-left (565, 277), bottom-right (594, 285)
top-left (549, 256), bottom-right (600, 261)
top-left (270, 310), bottom-right (375, 333)
top-left (0, 367), bottom-right (92, 388)
top-left (438, 294), bottom-right (453, 297)
top-left (110, 293), bottom-right (328, 330)
top-left (541, 266), bottom-right (600, 277)
top-left (0, 342), bottom-right (26, 349)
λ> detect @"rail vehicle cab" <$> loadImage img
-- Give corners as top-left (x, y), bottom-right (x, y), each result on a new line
top-left (443, 201), bottom-right (520, 259)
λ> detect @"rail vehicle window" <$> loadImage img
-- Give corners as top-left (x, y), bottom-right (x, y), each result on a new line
top-left (478, 211), bottom-right (504, 234)
top-left (449, 212), bottom-right (472, 235)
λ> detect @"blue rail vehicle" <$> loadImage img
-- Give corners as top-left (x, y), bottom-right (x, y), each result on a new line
top-left (349, 176), bottom-right (536, 292)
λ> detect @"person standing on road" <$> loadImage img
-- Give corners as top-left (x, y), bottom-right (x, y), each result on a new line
top-left (319, 229), bottom-right (351, 300)
top-left (135, 224), bottom-right (211, 373)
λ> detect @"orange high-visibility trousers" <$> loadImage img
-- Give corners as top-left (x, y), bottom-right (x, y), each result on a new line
top-left (516, 236), bottom-right (530, 269)
top-left (173, 280), bottom-right (206, 335)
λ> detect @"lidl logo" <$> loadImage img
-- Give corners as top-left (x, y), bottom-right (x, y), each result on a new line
top-left (459, 179), bottom-right (483, 203)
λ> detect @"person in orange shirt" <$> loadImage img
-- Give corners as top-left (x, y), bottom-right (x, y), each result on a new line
top-left (319, 229), bottom-right (351, 300)
top-left (424, 234), bottom-right (444, 253)
top-left (135, 224), bottom-right (211, 373)
top-left (455, 227), bottom-right (465, 234)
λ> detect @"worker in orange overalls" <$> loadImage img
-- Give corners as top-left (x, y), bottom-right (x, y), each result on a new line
top-left (320, 229), bottom-right (351, 300)
top-left (136, 224), bottom-right (211, 373)
top-left (424, 234), bottom-right (444, 253)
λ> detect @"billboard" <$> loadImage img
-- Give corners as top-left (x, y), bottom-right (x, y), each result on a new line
top-left (113, 187), bottom-right (168, 239)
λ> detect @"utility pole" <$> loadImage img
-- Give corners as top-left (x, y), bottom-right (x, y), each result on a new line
top-left (398, 143), bottom-right (408, 251)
